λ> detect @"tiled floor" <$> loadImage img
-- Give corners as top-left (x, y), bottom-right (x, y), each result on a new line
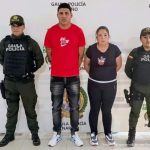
top-left (0, 132), bottom-right (150, 150)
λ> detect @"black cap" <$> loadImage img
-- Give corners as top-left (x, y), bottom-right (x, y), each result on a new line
top-left (10, 15), bottom-right (25, 26)
top-left (140, 27), bottom-right (150, 37)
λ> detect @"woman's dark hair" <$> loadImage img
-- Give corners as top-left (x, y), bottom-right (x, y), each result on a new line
top-left (57, 3), bottom-right (72, 12)
top-left (96, 26), bottom-right (110, 36)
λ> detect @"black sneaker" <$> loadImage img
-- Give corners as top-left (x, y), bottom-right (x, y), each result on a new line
top-left (0, 134), bottom-right (15, 147)
top-left (32, 133), bottom-right (40, 146)
top-left (105, 133), bottom-right (115, 146)
top-left (90, 133), bottom-right (98, 146)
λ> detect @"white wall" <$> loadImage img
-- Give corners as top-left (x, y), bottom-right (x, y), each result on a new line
top-left (0, 0), bottom-right (150, 133)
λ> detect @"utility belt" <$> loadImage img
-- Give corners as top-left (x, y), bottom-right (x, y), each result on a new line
top-left (0, 73), bottom-right (34, 99)
top-left (5, 73), bottom-right (34, 82)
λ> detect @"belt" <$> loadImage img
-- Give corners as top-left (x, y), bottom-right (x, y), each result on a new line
top-left (89, 77), bottom-right (116, 83)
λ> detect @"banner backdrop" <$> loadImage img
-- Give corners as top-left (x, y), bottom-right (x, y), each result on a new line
top-left (0, 0), bottom-right (150, 133)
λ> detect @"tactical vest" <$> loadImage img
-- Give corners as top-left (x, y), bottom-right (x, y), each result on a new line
top-left (3, 35), bottom-right (35, 78)
top-left (132, 47), bottom-right (150, 85)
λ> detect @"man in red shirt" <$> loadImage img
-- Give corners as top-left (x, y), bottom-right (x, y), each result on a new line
top-left (44, 3), bottom-right (85, 147)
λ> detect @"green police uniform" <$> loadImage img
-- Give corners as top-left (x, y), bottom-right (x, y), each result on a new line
top-left (125, 45), bottom-right (150, 146)
top-left (0, 34), bottom-right (44, 135)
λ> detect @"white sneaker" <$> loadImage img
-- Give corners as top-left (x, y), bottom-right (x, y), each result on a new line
top-left (71, 132), bottom-right (83, 147)
top-left (48, 132), bottom-right (62, 147)
top-left (90, 133), bottom-right (98, 146)
top-left (105, 133), bottom-right (115, 146)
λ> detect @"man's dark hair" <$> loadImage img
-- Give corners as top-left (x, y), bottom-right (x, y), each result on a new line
top-left (57, 3), bottom-right (72, 12)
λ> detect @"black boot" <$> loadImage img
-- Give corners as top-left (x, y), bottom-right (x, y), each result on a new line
top-left (127, 129), bottom-right (135, 147)
top-left (0, 134), bottom-right (15, 147)
top-left (32, 133), bottom-right (40, 146)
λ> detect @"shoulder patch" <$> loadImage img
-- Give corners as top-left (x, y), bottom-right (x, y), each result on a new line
top-left (4, 35), bottom-right (11, 40)
top-left (24, 35), bottom-right (31, 41)
top-left (25, 35), bottom-right (30, 38)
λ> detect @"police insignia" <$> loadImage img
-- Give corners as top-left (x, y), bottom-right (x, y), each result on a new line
top-left (12, 16), bottom-right (19, 22)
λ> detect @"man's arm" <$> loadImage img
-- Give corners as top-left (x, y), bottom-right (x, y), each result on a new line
top-left (45, 47), bottom-right (52, 63)
top-left (78, 46), bottom-right (85, 67)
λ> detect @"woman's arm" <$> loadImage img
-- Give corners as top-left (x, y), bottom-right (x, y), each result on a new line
top-left (116, 55), bottom-right (122, 72)
top-left (84, 55), bottom-right (91, 74)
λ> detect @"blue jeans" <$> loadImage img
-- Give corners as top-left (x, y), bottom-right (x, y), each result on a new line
top-left (50, 76), bottom-right (80, 134)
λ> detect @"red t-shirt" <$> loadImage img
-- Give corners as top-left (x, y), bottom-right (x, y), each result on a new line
top-left (44, 23), bottom-right (85, 77)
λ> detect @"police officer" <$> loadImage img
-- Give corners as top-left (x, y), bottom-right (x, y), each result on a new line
top-left (0, 15), bottom-right (44, 147)
top-left (125, 27), bottom-right (150, 147)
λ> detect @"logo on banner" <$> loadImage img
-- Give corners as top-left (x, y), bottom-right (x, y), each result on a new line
top-left (62, 87), bottom-right (88, 118)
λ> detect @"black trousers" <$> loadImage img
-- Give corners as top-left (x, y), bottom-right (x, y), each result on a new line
top-left (88, 79), bottom-right (117, 135)
top-left (129, 82), bottom-right (150, 130)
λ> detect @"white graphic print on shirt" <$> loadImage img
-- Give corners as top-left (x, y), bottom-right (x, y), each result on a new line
top-left (98, 56), bottom-right (106, 65)
top-left (60, 37), bottom-right (69, 47)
